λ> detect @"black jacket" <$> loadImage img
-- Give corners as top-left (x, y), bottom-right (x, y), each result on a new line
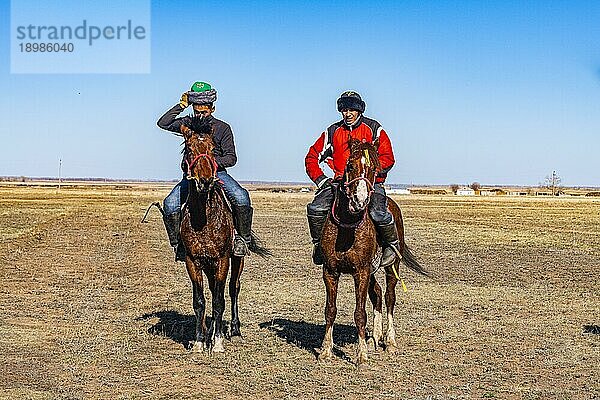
top-left (157, 104), bottom-right (237, 170)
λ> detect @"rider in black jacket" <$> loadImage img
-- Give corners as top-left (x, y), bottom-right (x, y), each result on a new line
top-left (157, 81), bottom-right (254, 260)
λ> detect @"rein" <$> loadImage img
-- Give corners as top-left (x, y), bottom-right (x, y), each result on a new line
top-left (185, 153), bottom-right (218, 180)
top-left (331, 148), bottom-right (378, 229)
top-left (330, 186), bottom-right (368, 229)
top-left (343, 176), bottom-right (374, 201)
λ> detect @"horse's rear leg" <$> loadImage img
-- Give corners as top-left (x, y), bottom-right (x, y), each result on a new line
top-left (353, 270), bottom-right (370, 365)
top-left (207, 258), bottom-right (229, 353)
top-left (384, 262), bottom-right (400, 352)
top-left (318, 267), bottom-right (339, 362)
top-left (229, 256), bottom-right (244, 341)
top-left (185, 256), bottom-right (207, 352)
top-left (368, 275), bottom-right (383, 349)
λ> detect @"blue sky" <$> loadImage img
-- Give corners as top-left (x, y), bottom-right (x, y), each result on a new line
top-left (1, 1), bottom-right (599, 186)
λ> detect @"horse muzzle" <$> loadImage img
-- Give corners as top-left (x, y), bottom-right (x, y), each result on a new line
top-left (348, 196), bottom-right (369, 214)
top-left (188, 176), bottom-right (216, 192)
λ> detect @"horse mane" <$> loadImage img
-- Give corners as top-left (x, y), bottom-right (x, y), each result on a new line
top-left (189, 115), bottom-right (213, 136)
top-left (181, 115), bottom-right (214, 154)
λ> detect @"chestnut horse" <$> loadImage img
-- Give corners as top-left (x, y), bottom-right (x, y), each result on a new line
top-left (179, 116), bottom-right (269, 352)
top-left (318, 138), bottom-right (428, 365)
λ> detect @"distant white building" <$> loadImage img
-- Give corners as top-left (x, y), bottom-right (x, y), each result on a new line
top-left (456, 187), bottom-right (475, 196)
top-left (387, 188), bottom-right (411, 195)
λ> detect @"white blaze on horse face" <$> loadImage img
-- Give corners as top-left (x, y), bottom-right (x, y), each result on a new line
top-left (356, 179), bottom-right (369, 206)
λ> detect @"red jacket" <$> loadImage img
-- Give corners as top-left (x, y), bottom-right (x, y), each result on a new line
top-left (305, 116), bottom-right (395, 186)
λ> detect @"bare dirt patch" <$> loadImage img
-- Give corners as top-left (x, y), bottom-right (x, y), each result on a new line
top-left (0, 185), bottom-right (598, 399)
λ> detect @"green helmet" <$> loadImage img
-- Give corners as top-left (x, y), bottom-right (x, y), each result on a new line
top-left (188, 81), bottom-right (217, 104)
top-left (190, 81), bottom-right (212, 93)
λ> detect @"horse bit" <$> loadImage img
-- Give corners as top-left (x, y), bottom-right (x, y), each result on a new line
top-left (185, 153), bottom-right (219, 187)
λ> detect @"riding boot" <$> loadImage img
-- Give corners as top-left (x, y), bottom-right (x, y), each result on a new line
top-left (175, 242), bottom-right (186, 262)
top-left (163, 211), bottom-right (185, 262)
top-left (307, 213), bottom-right (327, 265)
top-left (376, 220), bottom-right (401, 268)
top-left (233, 205), bottom-right (253, 257)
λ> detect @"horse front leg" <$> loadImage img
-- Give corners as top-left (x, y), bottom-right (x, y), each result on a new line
top-left (185, 256), bottom-right (207, 352)
top-left (229, 255), bottom-right (244, 342)
top-left (208, 257), bottom-right (229, 353)
top-left (318, 266), bottom-right (339, 362)
top-left (354, 268), bottom-right (370, 366)
top-left (368, 275), bottom-right (383, 349)
top-left (384, 261), bottom-right (399, 352)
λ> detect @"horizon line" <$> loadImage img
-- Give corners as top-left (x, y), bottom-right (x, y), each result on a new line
top-left (1, 176), bottom-right (599, 190)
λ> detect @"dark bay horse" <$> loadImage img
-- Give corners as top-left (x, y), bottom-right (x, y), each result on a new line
top-left (179, 116), bottom-right (269, 352)
top-left (318, 138), bottom-right (428, 365)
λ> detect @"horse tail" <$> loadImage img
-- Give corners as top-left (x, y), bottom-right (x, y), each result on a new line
top-left (401, 242), bottom-right (429, 277)
top-left (141, 201), bottom-right (164, 223)
top-left (248, 230), bottom-right (273, 258)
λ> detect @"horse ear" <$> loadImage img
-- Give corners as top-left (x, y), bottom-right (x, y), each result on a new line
top-left (373, 138), bottom-right (380, 150)
top-left (349, 138), bottom-right (360, 151)
top-left (180, 124), bottom-right (193, 140)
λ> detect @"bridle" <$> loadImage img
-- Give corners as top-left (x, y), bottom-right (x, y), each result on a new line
top-left (343, 176), bottom-right (374, 201)
top-left (185, 152), bottom-right (218, 181)
top-left (342, 148), bottom-right (377, 203)
top-left (180, 121), bottom-right (219, 192)
top-left (331, 190), bottom-right (368, 229)
top-left (331, 148), bottom-right (379, 229)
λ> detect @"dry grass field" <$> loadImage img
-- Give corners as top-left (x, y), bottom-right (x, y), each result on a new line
top-left (0, 183), bottom-right (598, 399)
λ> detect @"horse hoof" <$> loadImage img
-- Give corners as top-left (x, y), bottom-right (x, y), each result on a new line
top-left (230, 335), bottom-right (244, 343)
top-left (191, 341), bottom-right (206, 353)
top-left (356, 353), bottom-right (369, 366)
top-left (212, 338), bottom-right (225, 353)
top-left (318, 349), bottom-right (333, 362)
top-left (385, 344), bottom-right (398, 354)
top-left (366, 337), bottom-right (376, 350)
top-left (367, 336), bottom-right (382, 351)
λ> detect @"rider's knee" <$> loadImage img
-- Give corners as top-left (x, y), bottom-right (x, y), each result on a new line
top-left (231, 187), bottom-right (251, 207)
top-left (307, 188), bottom-right (334, 217)
top-left (370, 208), bottom-right (393, 225)
top-left (163, 194), bottom-right (180, 216)
top-left (163, 203), bottom-right (180, 217)
top-left (307, 200), bottom-right (329, 217)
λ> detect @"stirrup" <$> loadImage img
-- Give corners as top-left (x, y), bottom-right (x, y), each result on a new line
top-left (174, 242), bottom-right (186, 262)
top-left (312, 243), bottom-right (324, 265)
top-left (233, 235), bottom-right (250, 257)
top-left (380, 242), bottom-right (400, 267)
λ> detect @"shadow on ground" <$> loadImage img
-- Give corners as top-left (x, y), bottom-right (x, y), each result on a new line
top-left (583, 324), bottom-right (600, 334)
top-left (259, 318), bottom-right (357, 361)
top-left (137, 310), bottom-right (199, 350)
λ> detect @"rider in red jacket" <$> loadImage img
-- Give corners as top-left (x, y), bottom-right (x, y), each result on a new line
top-left (305, 91), bottom-right (400, 267)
